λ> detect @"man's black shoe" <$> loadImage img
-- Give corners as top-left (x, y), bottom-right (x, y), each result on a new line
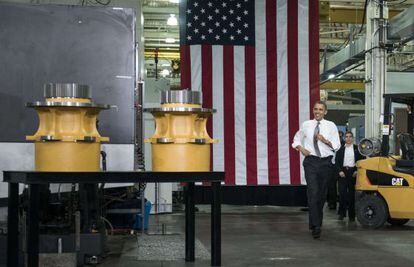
top-left (312, 228), bottom-right (321, 239)
top-left (338, 215), bottom-right (344, 220)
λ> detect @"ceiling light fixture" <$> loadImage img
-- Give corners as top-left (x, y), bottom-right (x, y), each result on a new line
top-left (328, 74), bottom-right (335, 79)
top-left (167, 14), bottom-right (178, 26)
top-left (161, 69), bottom-right (171, 77)
top-left (169, 0), bottom-right (179, 3)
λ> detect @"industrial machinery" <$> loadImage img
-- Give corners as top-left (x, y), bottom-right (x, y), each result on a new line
top-left (24, 83), bottom-right (112, 265)
top-left (145, 90), bottom-right (216, 171)
top-left (27, 83), bottom-right (111, 171)
top-left (356, 94), bottom-right (414, 228)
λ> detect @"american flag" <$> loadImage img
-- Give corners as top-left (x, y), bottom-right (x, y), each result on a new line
top-left (180, 0), bottom-right (319, 185)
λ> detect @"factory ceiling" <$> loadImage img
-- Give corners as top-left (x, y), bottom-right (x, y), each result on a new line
top-left (142, 0), bottom-right (414, 83)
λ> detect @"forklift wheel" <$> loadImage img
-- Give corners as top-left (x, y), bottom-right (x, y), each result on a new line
top-left (387, 218), bottom-right (410, 226)
top-left (356, 194), bottom-right (388, 228)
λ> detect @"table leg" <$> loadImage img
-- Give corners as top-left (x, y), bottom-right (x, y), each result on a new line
top-left (185, 182), bottom-right (195, 262)
top-left (27, 184), bottom-right (39, 267)
top-left (7, 182), bottom-right (19, 267)
top-left (211, 182), bottom-right (221, 266)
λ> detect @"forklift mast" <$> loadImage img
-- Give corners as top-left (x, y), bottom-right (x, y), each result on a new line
top-left (381, 94), bottom-right (414, 157)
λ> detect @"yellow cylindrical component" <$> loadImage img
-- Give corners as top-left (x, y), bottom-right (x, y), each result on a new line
top-left (152, 143), bottom-right (211, 171)
top-left (35, 142), bottom-right (100, 171)
top-left (26, 83), bottom-right (110, 171)
top-left (145, 90), bottom-right (216, 172)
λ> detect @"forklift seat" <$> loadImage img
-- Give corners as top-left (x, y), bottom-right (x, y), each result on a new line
top-left (399, 133), bottom-right (414, 160)
top-left (395, 133), bottom-right (414, 170)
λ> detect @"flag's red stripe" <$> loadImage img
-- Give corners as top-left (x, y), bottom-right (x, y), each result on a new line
top-left (223, 46), bottom-right (235, 185)
top-left (266, 0), bottom-right (279, 185)
top-left (288, 0), bottom-right (301, 185)
top-left (202, 45), bottom-right (213, 173)
top-left (309, 0), bottom-right (320, 114)
top-left (180, 45), bottom-right (191, 90)
top-left (245, 46), bottom-right (258, 185)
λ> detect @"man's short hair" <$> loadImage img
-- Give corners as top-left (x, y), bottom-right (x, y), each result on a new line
top-left (314, 100), bottom-right (327, 110)
top-left (345, 131), bottom-right (354, 137)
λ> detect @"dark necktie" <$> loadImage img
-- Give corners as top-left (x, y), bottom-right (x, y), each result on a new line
top-left (313, 121), bottom-right (321, 157)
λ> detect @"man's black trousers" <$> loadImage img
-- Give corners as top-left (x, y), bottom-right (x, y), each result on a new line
top-left (303, 156), bottom-right (334, 229)
top-left (327, 171), bottom-right (338, 209)
top-left (338, 167), bottom-right (357, 219)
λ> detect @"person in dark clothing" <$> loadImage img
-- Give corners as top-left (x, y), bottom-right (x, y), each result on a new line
top-left (327, 130), bottom-right (345, 210)
top-left (327, 162), bottom-right (338, 210)
top-left (335, 131), bottom-right (364, 221)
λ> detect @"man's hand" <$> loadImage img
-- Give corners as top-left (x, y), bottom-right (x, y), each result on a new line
top-left (316, 134), bottom-right (328, 143)
top-left (297, 146), bottom-right (311, 157)
top-left (352, 171), bottom-right (357, 178)
top-left (316, 134), bottom-right (332, 148)
top-left (339, 171), bottom-right (345, 178)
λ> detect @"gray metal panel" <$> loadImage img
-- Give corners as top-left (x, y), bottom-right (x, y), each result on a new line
top-left (388, 5), bottom-right (414, 41)
top-left (0, 3), bottom-right (135, 143)
top-left (320, 37), bottom-right (366, 82)
top-left (386, 72), bottom-right (414, 95)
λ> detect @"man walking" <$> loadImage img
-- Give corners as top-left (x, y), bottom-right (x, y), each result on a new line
top-left (327, 130), bottom-right (345, 210)
top-left (335, 131), bottom-right (364, 222)
top-left (292, 101), bottom-right (341, 238)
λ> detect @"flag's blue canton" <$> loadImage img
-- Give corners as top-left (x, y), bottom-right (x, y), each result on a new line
top-left (181, 0), bottom-right (255, 45)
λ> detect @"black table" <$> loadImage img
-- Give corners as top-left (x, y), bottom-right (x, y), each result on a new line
top-left (3, 171), bottom-right (224, 267)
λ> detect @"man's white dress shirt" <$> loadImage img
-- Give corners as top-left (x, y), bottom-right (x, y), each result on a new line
top-left (292, 119), bottom-right (341, 158)
top-left (343, 145), bottom-right (355, 167)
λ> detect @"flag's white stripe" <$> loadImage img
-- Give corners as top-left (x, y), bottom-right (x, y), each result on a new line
top-left (298, 0), bottom-right (310, 185)
top-left (190, 45), bottom-right (202, 91)
top-left (212, 45), bottom-right (225, 172)
top-left (190, 45), bottom-right (201, 186)
top-left (277, 0), bottom-right (290, 185)
top-left (255, 0), bottom-right (269, 185)
top-left (234, 46), bottom-right (247, 185)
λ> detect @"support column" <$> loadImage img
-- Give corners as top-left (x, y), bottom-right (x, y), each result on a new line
top-left (365, 0), bottom-right (388, 138)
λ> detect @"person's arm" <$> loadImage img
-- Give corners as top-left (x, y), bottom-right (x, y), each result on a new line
top-left (355, 145), bottom-right (365, 161)
top-left (316, 123), bottom-right (340, 150)
top-left (317, 135), bottom-right (333, 149)
top-left (292, 124), bottom-right (311, 157)
top-left (292, 126), bottom-right (302, 148)
top-left (335, 148), bottom-right (341, 170)
top-left (336, 148), bottom-right (345, 177)
top-left (319, 123), bottom-right (341, 151)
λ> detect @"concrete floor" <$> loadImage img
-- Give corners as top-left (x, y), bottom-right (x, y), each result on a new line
top-left (101, 205), bottom-right (414, 267)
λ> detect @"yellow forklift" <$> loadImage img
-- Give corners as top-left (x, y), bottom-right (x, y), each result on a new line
top-left (356, 94), bottom-right (414, 228)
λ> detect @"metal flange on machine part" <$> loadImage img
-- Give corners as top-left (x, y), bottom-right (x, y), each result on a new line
top-left (26, 83), bottom-right (113, 171)
top-left (144, 90), bottom-right (216, 171)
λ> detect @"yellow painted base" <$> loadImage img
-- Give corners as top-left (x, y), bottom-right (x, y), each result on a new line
top-left (35, 142), bottom-right (100, 171)
top-left (152, 143), bottom-right (210, 171)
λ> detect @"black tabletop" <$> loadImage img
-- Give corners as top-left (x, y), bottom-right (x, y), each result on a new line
top-left (3, 171), bottom-right (225, 184)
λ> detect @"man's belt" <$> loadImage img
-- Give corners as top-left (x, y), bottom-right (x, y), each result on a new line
top-left (343, 166), bottom-right (356, 170)
top-left (308, 155), bottom-right (333, 161)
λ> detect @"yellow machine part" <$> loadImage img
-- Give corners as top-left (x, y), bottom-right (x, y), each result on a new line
top-left (35, 142), bottom-right (100, 171)
top-left (27, 97), bottom-right (108, 171)
top-left (356, 157), bottom-right (381, 191)
top-left (27, 98), bottom-right (108, 142)
top-left (148, 103), bottom-right (214, 144)
top-left (147, 103), bottom-right (214, 171)
top-left (356, 157), bottom-right (414, 219)
top-left (152, 143), bottom-right (210, 171)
